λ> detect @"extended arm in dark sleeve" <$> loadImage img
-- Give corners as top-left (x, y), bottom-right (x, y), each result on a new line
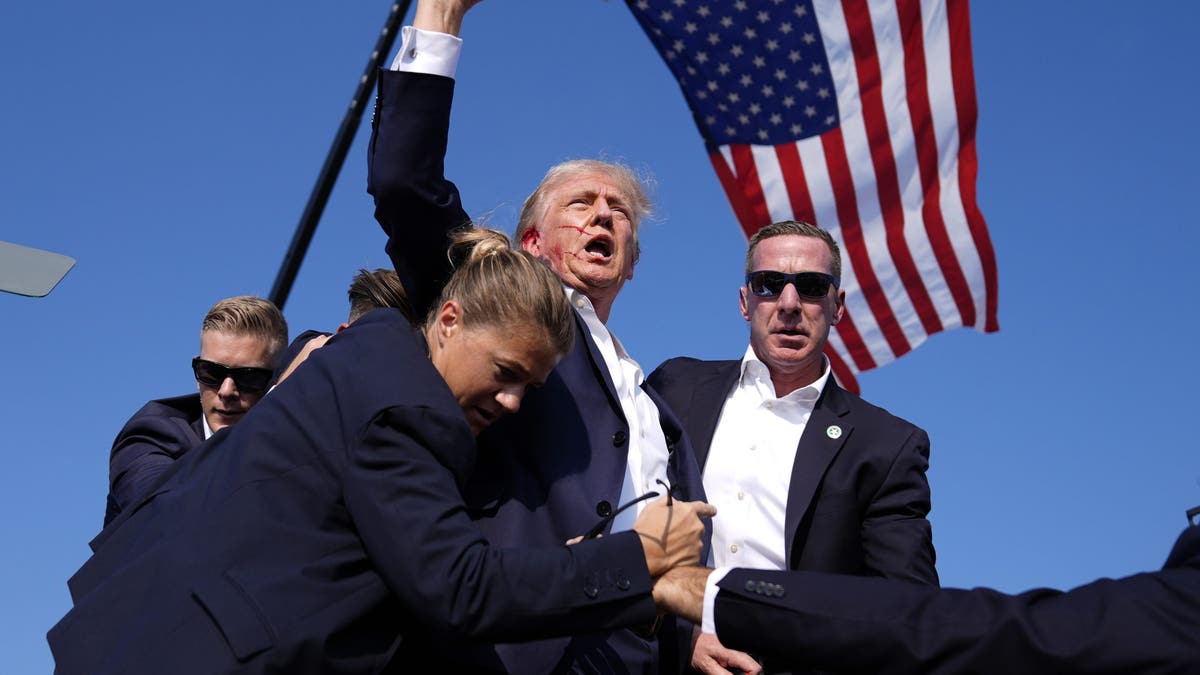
top-left (106, 411), bottom-right (200, 525)
top-left (367, 69), bottom-right (471, 320)
top-left (344, 406), bottom-right (658, 642)
top-left (716, 531), bottom-right (1200, 675)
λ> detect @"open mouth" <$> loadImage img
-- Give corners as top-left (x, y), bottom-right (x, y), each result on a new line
top-left (584, 236), bottom-right (613, 259)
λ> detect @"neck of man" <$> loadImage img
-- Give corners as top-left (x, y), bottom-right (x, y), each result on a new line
top-left (768, 363), bottom-right (823, 398)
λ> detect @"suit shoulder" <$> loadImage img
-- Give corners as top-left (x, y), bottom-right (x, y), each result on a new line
top-left (649, 357), bottom-right (737, 387)
top-left (836, 387), bottom-right (926, 437)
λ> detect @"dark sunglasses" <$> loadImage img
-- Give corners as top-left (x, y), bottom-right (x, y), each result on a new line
top-left (191, 357), bottom-right (274, 394)
top-left (583, 479), bottom-right (674, 540)
top-left (745, 270), bottom-right (839, 299)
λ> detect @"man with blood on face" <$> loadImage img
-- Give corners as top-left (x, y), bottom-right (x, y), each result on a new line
top-left (649, 221), bottom-right (938, 675)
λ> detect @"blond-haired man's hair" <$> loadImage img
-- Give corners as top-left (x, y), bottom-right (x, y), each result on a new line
top-left (745, 220), bottom-right (842, 280)
top-left (201, 296), bottom-right (288, 360)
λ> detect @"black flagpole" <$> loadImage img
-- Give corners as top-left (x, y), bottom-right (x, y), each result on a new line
top-left (269, 0), bottom-right (413, 309)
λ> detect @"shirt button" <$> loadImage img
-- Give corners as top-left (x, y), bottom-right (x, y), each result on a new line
top-left (737, 491), bottom-right (745, 500)
top-left (730, 544), bottom-right (739, 553)
top-left (575, 298), bottom-right (586, 308)
top-left (765, 401), bottom-right (774, 410)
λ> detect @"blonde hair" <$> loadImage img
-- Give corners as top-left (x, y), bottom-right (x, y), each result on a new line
top-left (347, 268), bottom-right (410, 323)
top-left (515, 159), bottom-right (653, 265)
top-left (201, 296), bottom-right (288, 360)
top-left (430, 228), bottom-right (574, 356)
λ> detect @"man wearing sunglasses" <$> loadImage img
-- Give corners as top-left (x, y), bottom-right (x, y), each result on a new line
top-left (648, 220), bottom-right (937, 674)
top-left (104, 295), bottom-right (287, 526)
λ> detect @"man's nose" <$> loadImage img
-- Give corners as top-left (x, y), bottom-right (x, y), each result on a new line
top-left (217, 376), bottom-right (239, 398)
top-left (776, 282), bottom-right (803, 312)
top-left (592, 198), bottom-right (613, 228)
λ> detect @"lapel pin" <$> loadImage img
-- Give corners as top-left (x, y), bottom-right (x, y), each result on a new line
top-left (826, 425), bottom-right (843, 439)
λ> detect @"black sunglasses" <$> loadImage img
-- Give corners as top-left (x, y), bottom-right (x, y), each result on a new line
top-left (583, 479), bottom-right (674, 540)
top-left (745, 270), bottom-right (839, 299)
top-left (191, 357), bottom-right (274, 394)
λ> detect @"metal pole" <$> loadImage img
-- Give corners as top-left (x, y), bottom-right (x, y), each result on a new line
top-left (269, 0), bottom-right (413, 309)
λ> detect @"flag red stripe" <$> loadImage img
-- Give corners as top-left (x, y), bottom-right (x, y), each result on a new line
top-left (730, 145), bottom-right (774, 237)
top-left (820, 127), bottom-right (911, 359)
top-left (947, 0), bottom-right (999, 332)
top-left (709, 151), bottom-right (757, 235)
top-left (895, 0), bottom-right (977, 328)
top-left (824, 344), bottom-right (860, 395)
top-left (774, 143), bottom-right (817, 224)
top-left (831, 307), bottom-right (877, 372)
top-left (842, 0), bottom-right (943, 336)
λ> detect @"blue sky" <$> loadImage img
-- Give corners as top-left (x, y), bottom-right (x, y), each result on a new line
top-left (3, 1), bottom-right (1198, 669)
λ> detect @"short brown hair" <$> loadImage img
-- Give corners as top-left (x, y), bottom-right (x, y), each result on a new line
top-left (431, 228), bottom-right (575, 357)
top-left (745, 220), bottom-right (842, 280)
top-left (515, 159), bottom-right (653, 265)
top-left (201, 296), bottom-right (288, 361)
top-left (347, 268), bottom-right (410, 323)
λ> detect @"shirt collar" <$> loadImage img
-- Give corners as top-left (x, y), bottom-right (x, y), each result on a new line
top-left (738, 345), bottom-right (831, 403)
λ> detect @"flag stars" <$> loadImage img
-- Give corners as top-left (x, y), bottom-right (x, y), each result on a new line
top-left (775, 68), bottom-right (787, 81)
top-left (636, 0), bottom-right (650, 9)
top-left (758, 129), bottom-right (770, 140)
top-left (817, 87), bottom-right (830, 99)
top-left (721, 16), bottom-right (734, 28)
top-left (735, 0), bottom-right (748, 10)
top-left (770, 113), bottom-right (783, 125)
top-left (788, 50), bottom-right (802, 63)
top-left (749, 103), bottom-right (762, 115)
top-left (744, 27), bottom-right (758, 39)
top-left (708, 32), bottom-right (721, 45)
top-left (706, 115), bottom-right (717, 125)
top-left (725, 125), bottom-right (737, 136)
top-left (718, 62), bottom-right (731, 75)
top-left (685, 21), bottom-right (698, 34)
top-left (782, 95), bottom-right (796, 107)
top-left (728, 92), bottom-right (741, 103)
top-left (686, 65), bottom-right (697, 76)
top-left (674, 0), bottom-right (687, 6)
top-left (757, 10), bottom-right (770, 23)
top-left (660, 9), bottom-right (674, 21)
top-left (697, 5), bottom-right (711, 17)
top-left (731, 44), bottom-right (744, 57)
top-left (809, 63), bottom-right (824, 76)
top-left (802, 32), bottom-right (817, 45)
top-left (825, 114), bottom-right (836, 125)
top-left (707, 80), bottom-right (719, 91)
top-left (695, 90), bottom-right (708, 100)
top-left (740, 74), bottom-right (753, 86)
top-left (796, 79), bottom-right (810, 91)
top-left (761, 84), bottom-right (775, 97)
top-left (673, 40), bottom-right (685, 52)
top-left (794, 4), bottom-right (809, 17)
top-left (804, 105), bottom-right (817, 117)
top-left (790, 123), bottom-right (803, 135)
top-left (765, 39), bottom-right (779, 51)
top-left (779, 22), bottom-right (793, 34)
top-left (753, 55), bottom-right (766, 68)
top-left (696, 51), bottom-right (710, 63)
top-left (738, 114), bottom-right (750, 125)
top-left (718, 103), bottom-right (729, 112)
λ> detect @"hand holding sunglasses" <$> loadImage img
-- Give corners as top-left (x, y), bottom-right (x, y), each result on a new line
top-left (192, 357), bottom-right (274, 395)
top-left (745, 270), bottom-right (839, 299)
top-left (632, 496), bottom-right (717, 579)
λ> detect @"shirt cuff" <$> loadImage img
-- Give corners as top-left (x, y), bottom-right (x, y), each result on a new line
top-left (701, 566), bottom-right (731, 637)
top-left (389, 26), bottom-right (462, 78)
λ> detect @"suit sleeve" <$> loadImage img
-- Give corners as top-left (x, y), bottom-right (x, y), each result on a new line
top-left (106, 414), bottom-right (198, 525)
top-left (714, 556), bottom-right (1200, 674)
top-left (860, 425), bottom-right (938, 585)
top-left (343, 406), bottom-right (658, 642)
top-left (367, 68), bottom-right (471, 321)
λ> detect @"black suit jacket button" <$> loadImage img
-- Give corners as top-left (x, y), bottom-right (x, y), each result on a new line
top-left (744, 580), bottom-right (756, 593)
top-left (612, 430), bottom-right (628, 447)
top-left (584, 585), bottom-right (599, 599)
top-left (596, 500), bottom-right (613, 517)
top-left (617, 577), bottom-right (631, 591)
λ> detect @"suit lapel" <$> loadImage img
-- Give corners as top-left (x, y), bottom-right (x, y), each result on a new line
top-left (570, 311), bottom-right (626, 422)
top-left (783, 381), bottom-right (852, 568)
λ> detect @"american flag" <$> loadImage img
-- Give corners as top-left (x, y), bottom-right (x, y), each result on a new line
top-left (627, 0), bottom-right (998, 391)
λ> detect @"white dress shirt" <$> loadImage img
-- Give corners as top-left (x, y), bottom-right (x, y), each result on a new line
top-left (704, 346), bottom-right (831, 569)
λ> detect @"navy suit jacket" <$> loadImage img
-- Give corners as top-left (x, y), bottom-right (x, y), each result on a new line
top-left (715, 522), bottom-right (1200, 674)
top-left (648, 358), bottom-right (937, 585)
top-left (49, 310), bottom-right (657, 675)
top-left (368, 69), bottom-right (707, 674)
top-left (104, 393), bottom-right (204, 526)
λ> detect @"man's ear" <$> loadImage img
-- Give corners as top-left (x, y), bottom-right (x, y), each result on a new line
top-left (520, 227), bottom-right (542, 256)
top-left (739, 287), bottom-right (751, 321)
top-left (831, 289), bottom-right (846, 325)
top-left (335, 322), bottom-right (351, 333)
